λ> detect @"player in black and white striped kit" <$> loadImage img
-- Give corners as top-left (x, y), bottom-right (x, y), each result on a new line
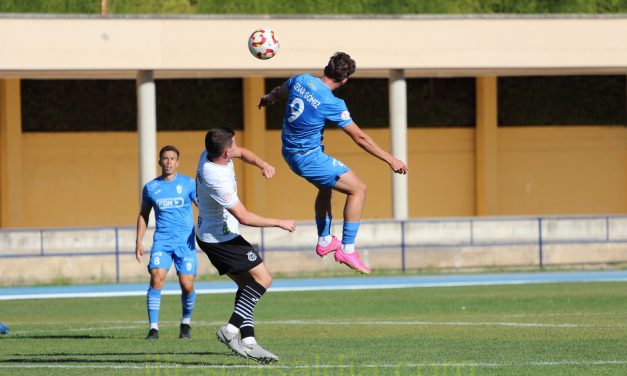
top-left (196, 127), bottom-right (295, 364)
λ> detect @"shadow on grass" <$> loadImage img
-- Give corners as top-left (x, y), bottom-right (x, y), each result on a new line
top-left (1, 350), bottom-right (241, 366)
top-left (8, 351), bottom-right (222, 357)
top-left (2, 334), bottom-right (113, 339)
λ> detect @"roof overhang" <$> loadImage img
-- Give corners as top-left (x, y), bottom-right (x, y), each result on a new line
top-left (2, 14), bottom-right (627, 79)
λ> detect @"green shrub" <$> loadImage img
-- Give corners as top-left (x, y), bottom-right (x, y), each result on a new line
top-left (0, 0), bottom-right (99, 13)
top-left (3, 0), bottom-right (627, 14)
top-left (107, 0), bottom-right (192, 14)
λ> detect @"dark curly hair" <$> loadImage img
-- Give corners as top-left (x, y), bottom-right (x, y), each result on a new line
top-left (323, 52), bottom-right (356, 83)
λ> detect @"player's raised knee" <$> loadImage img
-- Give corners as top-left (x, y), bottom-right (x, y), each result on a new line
top-left (354, 179), bottom-right (367, 197)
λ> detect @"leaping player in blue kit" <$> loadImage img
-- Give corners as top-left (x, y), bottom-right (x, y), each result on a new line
top-left (259, 52), bottom-right (408, 274)
top-left (135, 145), bottom-right (198, 340)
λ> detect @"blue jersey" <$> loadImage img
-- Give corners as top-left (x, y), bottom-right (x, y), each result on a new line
top-left (281, 74), bottom-right (353, 153)
top-left (141, 174), bottom-right (197, 251)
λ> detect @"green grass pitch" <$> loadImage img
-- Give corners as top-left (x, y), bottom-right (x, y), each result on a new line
top-left (1, 281), bottom-right (626, 375)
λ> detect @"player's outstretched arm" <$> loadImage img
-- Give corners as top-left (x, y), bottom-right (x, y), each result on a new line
top-left (342, 122), bottom-right (409, 175)
top-left (135, 204), bottom-right (152, 263)
top-left (228, 202), bottom-right (296, 232)
top-left (231, 146), bottom-right (275, 179)
top-left (258, 83), bottom-right (288, 108)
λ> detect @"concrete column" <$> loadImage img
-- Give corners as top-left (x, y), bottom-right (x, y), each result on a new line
top-left (389, 69), bottom-right (409, 220)
top-left (136, 71), bottom-right (157, 217)
top-left (475, 76), bottom-right (499, 216)
top-left (0, 79), bottom-right (23, 228)
top-left (242, 77), bottom-right (267, 213)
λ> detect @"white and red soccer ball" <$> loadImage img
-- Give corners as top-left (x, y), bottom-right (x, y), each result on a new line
top-left (248, 28), bottom-right (279, 60)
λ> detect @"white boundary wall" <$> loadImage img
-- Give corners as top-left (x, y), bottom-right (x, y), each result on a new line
top-left (1, 216), bottom-right (626, 285)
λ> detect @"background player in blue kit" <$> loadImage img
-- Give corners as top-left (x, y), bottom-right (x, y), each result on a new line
top-left (259, 52), bottom-right (408, 274)
top-left (135, 145), bottom-right (198, 340)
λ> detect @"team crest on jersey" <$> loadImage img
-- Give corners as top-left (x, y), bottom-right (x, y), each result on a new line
top-left (246, 251), bottom-right (258, 262)
top-left (222, 193), bottom-right (232, 202)
top-left (341, 110), bottom-right (351, 120)
top-left (176, 185), bottom-right (182, 194)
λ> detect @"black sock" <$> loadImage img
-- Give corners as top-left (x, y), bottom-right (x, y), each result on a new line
top-left (228, 289), bottom-right (244, 327)
top-left (229, 281), bottom-right (266, 339)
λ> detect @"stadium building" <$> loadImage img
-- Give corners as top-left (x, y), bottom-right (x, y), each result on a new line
top-left (1, 15), bottom-right (626, 228)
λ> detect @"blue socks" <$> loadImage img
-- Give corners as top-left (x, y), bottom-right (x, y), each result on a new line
top-left (148, 287), bottom-right (195, 328)
top-left (147, 286), bottom-right (161, 328)
top-left (181, 290), bottom-right (196, 323)
top-left (316, 218), bottom-right (360, 250)
top-left (315, 215), bottom-right (333, 237)
top-left (148, 287), bottom-right (196, 328)
top-left (342, 221), bottom-right (361, 245)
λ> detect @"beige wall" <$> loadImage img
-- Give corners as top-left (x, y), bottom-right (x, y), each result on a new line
top-left (407, 128), bottom-right (477, 217)
top-left (19, 131), bottom-right (222, 227)
top-left (9, 125), bottom-right (624, 228)
top-left (17, 129), bottom-right (411, 226)
top-left (499, 126), bottom-right (627, 215)
top-left (2, 73), bottom-right (627, 228)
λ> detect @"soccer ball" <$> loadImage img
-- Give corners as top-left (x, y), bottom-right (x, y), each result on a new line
top-left (248, 28), bottom-right (280, 60)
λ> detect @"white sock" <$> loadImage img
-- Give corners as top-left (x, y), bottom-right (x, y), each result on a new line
top-left (226, 323), bottom-right (239, 335)
top-left (342, 243), bottom-right (355, 254)
top-left (150, 323), bottom-right (159, 330)
top-left (181, 317), bottom-right (191, 325)
top-left (318, 235), bottom-right (332, 247)
top-left (242, 336), bottom-right (257, 345)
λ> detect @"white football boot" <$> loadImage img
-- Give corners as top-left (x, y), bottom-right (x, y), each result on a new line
top-left (215, 325), bottom-right (247, 358)
top-left (240, 342), bottom-right (279, 364)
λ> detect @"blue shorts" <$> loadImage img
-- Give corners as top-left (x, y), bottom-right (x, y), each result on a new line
top-left (148, 245), bottom-right (197, 276)
top-left (282, 146), bottom-right (350, 188)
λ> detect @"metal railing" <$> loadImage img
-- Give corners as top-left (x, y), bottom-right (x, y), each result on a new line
top-left (1, 214), bottom-right (626, 282)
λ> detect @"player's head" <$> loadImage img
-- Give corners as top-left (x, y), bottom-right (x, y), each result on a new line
top-left (159, 145), bottom-right (180, 160)
top-left (205, 127), bottom-right (235, 160)
top-left (323, 52), bottom-right (356, 84)
top-left (158, 145), bottom-right (180, 175)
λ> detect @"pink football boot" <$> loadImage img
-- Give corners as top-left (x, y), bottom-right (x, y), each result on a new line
top-left (315, 236), bottom-right (341, 257)
top-left (334, 248), bottom-right (372, 274)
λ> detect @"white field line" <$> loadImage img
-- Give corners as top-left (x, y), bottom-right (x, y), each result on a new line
top-left (1, 360), bottom-right (627, 370)
top-left (18, 313), bottom-right (627, 326)
top-left (257, 319), bottom-right (627, 328)
top-left (8, 319), bottom-right (627, 336)
top-left (500, 311), bottom-right (627, 318)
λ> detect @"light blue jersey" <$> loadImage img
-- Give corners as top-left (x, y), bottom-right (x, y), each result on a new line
top-left (141, 173), bottom-right (198, 329)
top-left (281, 74), bottom-right (352, 188)
top-left (142, 174), bottom-right (197, 252)
top-left (281, 74), bottom-right (353, 154)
